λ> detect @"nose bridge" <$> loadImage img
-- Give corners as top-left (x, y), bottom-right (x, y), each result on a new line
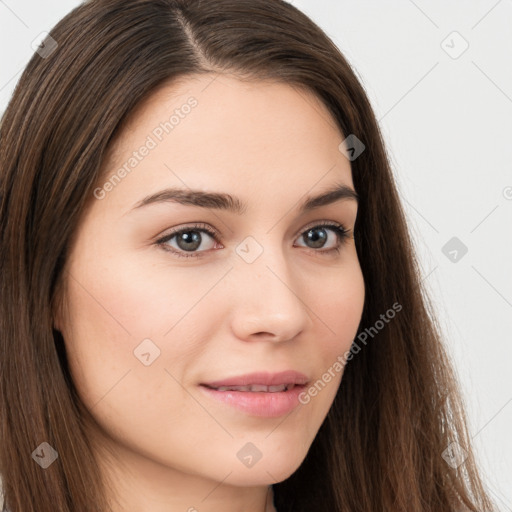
top-left (228, 234), bottom-right (311, 340)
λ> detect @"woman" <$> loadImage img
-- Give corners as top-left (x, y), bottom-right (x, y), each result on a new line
top-left (0, 0), bottom-right (496, 511)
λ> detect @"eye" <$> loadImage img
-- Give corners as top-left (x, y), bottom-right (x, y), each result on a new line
top-left (155, 223), bottom-right (219, 258)
top-left (155, 221), bottom-right (352, 259)
top-left (294, 221), bottom-right (351, 255)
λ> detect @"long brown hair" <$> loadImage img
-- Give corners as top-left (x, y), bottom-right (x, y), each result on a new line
top-left (0, 0), bottom-right (495, 510)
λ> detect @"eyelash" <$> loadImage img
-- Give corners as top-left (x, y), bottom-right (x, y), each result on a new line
top-left (155, 221), bottom-right (352, 259)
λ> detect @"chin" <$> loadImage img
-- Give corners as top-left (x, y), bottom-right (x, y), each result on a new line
top-left (224, 446), bottom-right (309, 486)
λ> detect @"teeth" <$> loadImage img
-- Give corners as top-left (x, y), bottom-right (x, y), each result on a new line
top-left (268, 385), bottom-right (286, 392)
top-left (251, 384), bottom-right (269, 392)
top-left (213, 384), bottom-right (296, 392)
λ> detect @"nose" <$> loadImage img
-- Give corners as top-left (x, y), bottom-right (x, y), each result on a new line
top-left (228, 245), bottom-right (313, 343)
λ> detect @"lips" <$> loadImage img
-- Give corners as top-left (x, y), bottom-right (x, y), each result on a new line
top-left (199, 370), bottom-right (310, 417)
top-left (201, 370), bottom-right (309, 390)
top-left (210, 383), bottom-right (296, 392)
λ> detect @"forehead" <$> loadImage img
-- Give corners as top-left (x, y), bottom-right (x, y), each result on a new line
top-left (97, 73), bottom-right (355, 214)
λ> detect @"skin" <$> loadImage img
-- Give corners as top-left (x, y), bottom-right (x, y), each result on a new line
top-left (54, 73), bottom-right (365, 512)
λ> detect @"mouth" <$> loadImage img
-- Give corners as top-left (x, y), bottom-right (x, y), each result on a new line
top-left (199, 383), bottom-right (306, 418)
top-left (201, 383), bottom-right (299, 392)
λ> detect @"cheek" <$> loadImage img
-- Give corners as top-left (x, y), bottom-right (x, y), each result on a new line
top-left (60, 256), bottom-right (208, 453)
top-left (314, 260), bottom-right (365, 354)
top-left (60, 248), bottom-right (224, 401)
top-left (65, 249), bottom-right (215, 342)
top-left (297, 260), bottom-right (365, 410)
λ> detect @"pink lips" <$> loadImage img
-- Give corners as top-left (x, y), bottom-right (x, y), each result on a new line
top-left (199, 370), bottom-right (309, 417)
top-left (202, 370), bottom-right (309, 388)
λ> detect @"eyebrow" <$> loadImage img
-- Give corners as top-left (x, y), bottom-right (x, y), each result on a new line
top-left (129, 181), bottom-right (359, 216)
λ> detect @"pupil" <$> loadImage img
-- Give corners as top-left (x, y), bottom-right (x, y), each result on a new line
top-left (177, 231), bottom-right (201, 251)
top-left (305, 228), bottom-right (327, 248)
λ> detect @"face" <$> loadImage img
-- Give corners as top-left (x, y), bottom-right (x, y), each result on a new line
top-left (55, 73), bottom-right (365, 504)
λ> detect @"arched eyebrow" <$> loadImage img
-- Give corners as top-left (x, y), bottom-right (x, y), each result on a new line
top-left (128, 181), bottom-right (358, 216)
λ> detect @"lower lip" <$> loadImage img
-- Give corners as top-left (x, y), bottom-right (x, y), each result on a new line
top-left (199, 384), bottom-right (306, 417)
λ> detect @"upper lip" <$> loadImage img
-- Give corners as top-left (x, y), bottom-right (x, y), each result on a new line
top-left (201, 370), bottom-right (309, 388)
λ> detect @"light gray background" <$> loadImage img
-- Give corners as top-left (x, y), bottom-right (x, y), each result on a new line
top-left (1, 0), bottom-right (511, 509)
